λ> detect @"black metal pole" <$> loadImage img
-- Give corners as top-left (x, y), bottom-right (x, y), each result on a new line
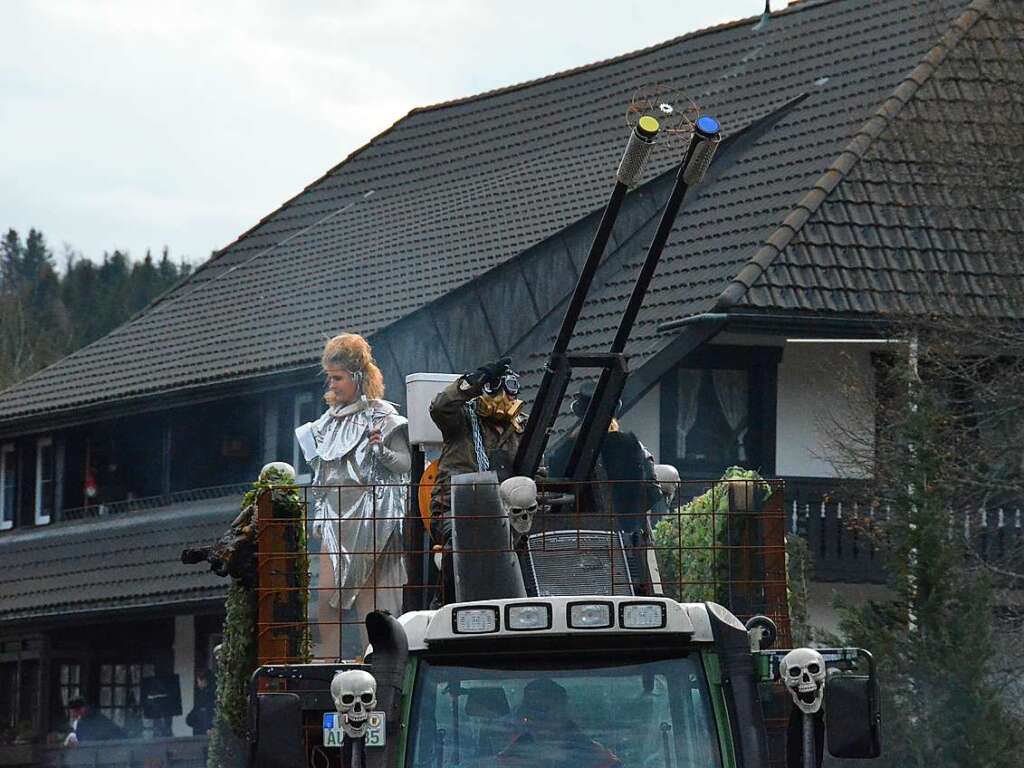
top-left (513, 116), bottom-right (660, 477)
top-left (566, 116), bottom-right (722, 481)
top-left (404, 446), bottom-right (426, 613)
top-left (802, 712), bottom-right (815, 768)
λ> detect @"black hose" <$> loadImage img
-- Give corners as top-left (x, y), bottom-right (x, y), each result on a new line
top-left (365, 610), bottom-right (409, 768)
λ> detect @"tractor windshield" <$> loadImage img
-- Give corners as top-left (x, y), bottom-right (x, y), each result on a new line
top-left (406, 651), bottom-right (721, 768)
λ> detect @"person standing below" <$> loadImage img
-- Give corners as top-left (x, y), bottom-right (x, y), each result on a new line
top-left (295, 333), bottom-right (411, 659)
top-left (428, 358), bottom-right (533, 605)
top-left (64, 697), bottom-right (124, 746)
top-left (185, 669), bottom-right (215, 736)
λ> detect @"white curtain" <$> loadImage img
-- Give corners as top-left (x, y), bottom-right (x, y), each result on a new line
top-left (676, 370), bottom-right (703, 459)
top-left (712, 369), bottom-right (748, 462)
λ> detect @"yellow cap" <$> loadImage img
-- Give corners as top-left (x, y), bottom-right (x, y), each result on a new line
top-left (638, 115), bottom-right (660, 137)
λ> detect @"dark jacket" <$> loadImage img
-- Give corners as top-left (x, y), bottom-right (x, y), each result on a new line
top-left (428, 376), bottom-right (527, 543)
top-left (186, 683), bottom-right (216, 735)
top-left (74, 711), bottom-right (125, 742)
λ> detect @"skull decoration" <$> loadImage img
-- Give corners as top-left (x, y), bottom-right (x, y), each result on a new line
top-left (331, 669), bottom-right (377, 739)
top-left (259, 461), bottom-right (296, 483)
top-left (780, 647), bottom-right (826, 714)
top-left (499, 476), bottom-right (539, 535)
top-left (653, 464), bottom-right (680, 502)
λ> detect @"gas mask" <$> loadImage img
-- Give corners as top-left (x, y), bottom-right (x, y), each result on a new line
top-left (476, 371), bottom-right (524, 423)
top-left (476, 391), bottom-right (524, 423)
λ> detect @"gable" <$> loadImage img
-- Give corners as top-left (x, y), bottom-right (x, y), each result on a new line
top-left (746, 0), bottom-right (1024, 318)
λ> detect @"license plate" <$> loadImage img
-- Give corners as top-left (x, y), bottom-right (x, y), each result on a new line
top-left (322, 712), bottom-right (386, 747)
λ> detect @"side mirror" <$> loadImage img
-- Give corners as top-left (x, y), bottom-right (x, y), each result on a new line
top-left (825, 672), bottom-right (882, 758)
top-left (253, 692), bottom-right (305, 768)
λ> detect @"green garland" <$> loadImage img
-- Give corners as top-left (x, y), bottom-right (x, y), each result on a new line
top-left (652, 466), bottom-right (771, 603)
top-left (207, 578), bottom-right (255, 768)
top-left (207, 468), bottom-right (310, 768)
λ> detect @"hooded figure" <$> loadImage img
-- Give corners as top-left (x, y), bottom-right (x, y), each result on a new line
top-left (295, 333), bottom-right (410, 657)
top-left (428, 357), bottom-right (528, 545)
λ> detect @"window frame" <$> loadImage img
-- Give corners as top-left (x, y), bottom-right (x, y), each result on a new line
top-left (57, 662), bottom-right (83, 711)
top-left (0, 443), bottom-right (15, 531)
top-left (34, 436), bottom-right (54, 526)
top-left (97, 660), bottom-right (154, 732)
top-left (659, 345), bottom-right (781, 480)
top-left (408, 650), bottom-right (722, 768)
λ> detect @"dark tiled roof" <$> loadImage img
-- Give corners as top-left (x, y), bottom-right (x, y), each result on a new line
top-left (0, 0), bottom-right (979, 425)
top-left (0, 499), bottom-right (235, 623)
top-left (744, 0), bottom-right (1024, 315)
top-left (508, 0), bottom-right (978, 390)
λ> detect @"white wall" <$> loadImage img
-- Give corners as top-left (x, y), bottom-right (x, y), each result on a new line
top-left (776, 343), bottom-right (879, 478)
top-left (171, 614), bottom-right (195, 737)
top-left (620, 383), bottom-right (660, 461)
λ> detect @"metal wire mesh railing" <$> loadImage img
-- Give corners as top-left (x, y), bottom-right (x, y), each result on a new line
top-left (254, 478), bottom-right (789, 664)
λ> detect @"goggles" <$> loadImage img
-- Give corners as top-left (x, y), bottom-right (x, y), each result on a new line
top-left (482, 373), bottom-right (521, 397)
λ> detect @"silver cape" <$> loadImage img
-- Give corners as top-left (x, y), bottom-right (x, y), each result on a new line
top-left (295, 397), bottom-right (409, 609)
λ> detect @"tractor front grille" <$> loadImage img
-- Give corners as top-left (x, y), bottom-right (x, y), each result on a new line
top-left (524, 529), bottom-right (634, 597)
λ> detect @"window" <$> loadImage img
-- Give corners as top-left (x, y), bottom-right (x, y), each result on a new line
top-left (98, 662), bottom-right (153, 731)
top-left (0, 663), bottom-right (15, 735)
top-left (1, 444), bottom-right (15, 530)
top-left (407, 653), bottom-right (721, 768)
top-left (661, 346), bottom-right (780, 479)
top-left (676, 368), bottom-right (751, 469)
top-left (57, 663), bottom-right (82, 709)
top-left (35, 437), bottom-right (55, 525)
top-left (0, 660), bottom-right (39, 743)
top-left (293, 392), bottom-right (319, 482)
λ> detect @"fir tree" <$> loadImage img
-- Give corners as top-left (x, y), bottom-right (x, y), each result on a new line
top-left (831, 325), bottom-right (1024, 767)
top-left (0, 228), bottom-right (193, 389)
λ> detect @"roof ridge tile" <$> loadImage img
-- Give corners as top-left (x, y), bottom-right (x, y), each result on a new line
top-left (713, 0), bottom-right (992, 311)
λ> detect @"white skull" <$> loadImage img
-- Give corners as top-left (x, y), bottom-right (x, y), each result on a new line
top-left (780, 648), bottom-right (826, 714)
top-left (259, 462), bottom-right (296, 483)
top-left (500, 476), bottom-right (538, 535)
top-left (653, 464), bottom-right (679, 501)
top-left (331, 669), bottom-right (377, 738)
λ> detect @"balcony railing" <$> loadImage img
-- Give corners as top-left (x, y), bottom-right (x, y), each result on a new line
top-left (785, 477), bottom-right (1024, 585)
top-left (58, 483), bottom-right (252, 522)
top-left (786, 479), bottom-right (886, 584)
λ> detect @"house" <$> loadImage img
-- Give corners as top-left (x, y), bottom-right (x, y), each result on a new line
top-left (1, 0), bottom-right (1021, 762)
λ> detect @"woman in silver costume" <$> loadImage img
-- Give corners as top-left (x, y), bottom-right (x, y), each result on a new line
top-left (295, 333), bottom-right (410, 658)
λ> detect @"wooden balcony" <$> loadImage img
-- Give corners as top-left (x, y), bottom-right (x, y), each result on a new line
top-left (785, 477), bottom-right (1024, 586)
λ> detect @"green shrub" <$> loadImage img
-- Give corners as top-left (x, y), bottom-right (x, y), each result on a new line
top-left (652, 466), bottom-right (770, 603)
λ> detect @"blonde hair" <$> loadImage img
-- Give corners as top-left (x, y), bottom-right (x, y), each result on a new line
top-left (321, 333), bottom-right (385, 405)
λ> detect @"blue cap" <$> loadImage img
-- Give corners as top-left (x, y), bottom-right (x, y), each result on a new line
top-left (696, 115), bottom-right (721, 135)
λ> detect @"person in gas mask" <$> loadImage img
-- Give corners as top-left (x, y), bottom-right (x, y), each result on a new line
top-left (428, 356), bottom-right (528, 547)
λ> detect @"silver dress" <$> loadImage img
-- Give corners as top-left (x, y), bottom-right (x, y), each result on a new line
top-left (295, 398), bottom-right (410, 610)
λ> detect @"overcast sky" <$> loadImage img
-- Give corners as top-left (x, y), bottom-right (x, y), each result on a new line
top-left (1, 0), bottom-right (764, 265)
